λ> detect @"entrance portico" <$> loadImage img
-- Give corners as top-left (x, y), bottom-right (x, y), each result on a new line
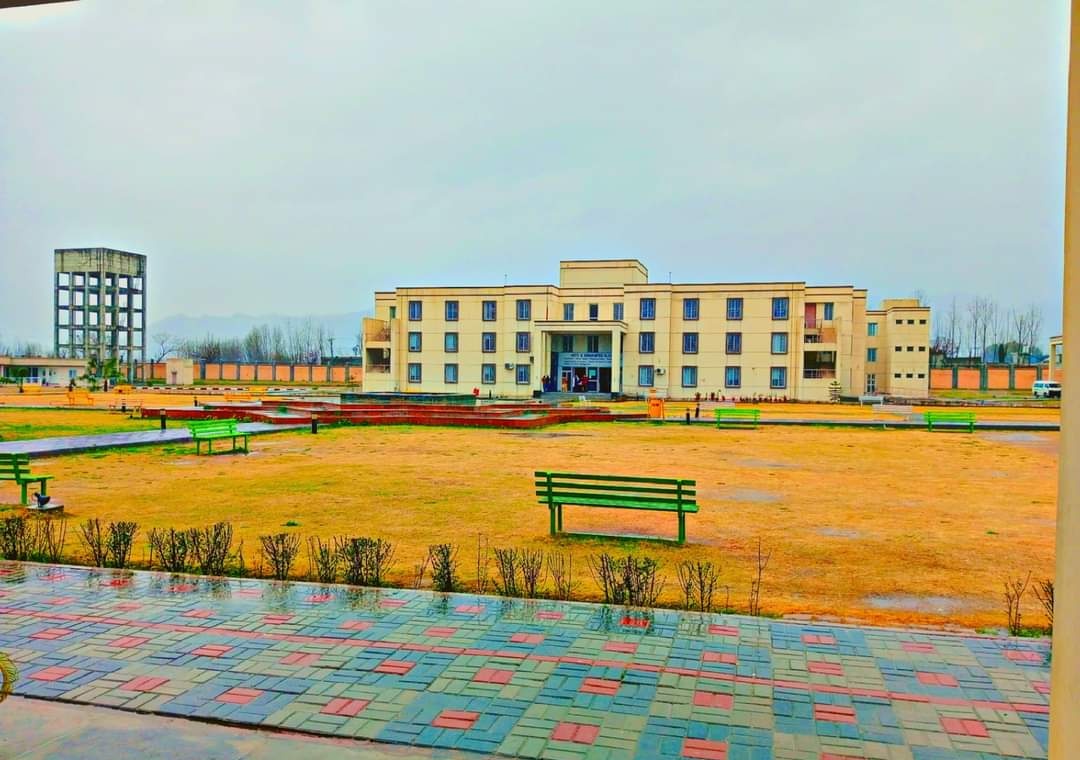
top-left (536, 319), bottom-right (627, 395)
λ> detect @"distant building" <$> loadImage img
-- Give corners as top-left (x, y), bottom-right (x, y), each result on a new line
top-left (362, 259), bottom-right (930, 400)
top-left (1049, 335), bottom-right (1064, 383)
top-left (54, 248), bottom-right (147, 364)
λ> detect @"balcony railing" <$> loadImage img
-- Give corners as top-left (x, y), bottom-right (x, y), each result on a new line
top-left (363, 318), bottom-right (391, 343)
top-left (367, 363), bottom-right (391, 374)
top-left (803, 368), bottom-right (837, 379)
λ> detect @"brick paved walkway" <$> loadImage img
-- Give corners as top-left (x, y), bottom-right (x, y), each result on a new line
top-left (0, 562), bottom-right (1051, 759)
top-left (0, 423), bottom-right (302, 457)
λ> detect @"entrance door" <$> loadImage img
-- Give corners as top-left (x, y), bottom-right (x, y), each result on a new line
top-left (805, 303), bottom-right (817, 329)
top-left (598, 367), bottom-right (612, 393)
top-left (586, 367), bottom-right (599, 392)
top-left (560, 369), bottom-right (573, 392)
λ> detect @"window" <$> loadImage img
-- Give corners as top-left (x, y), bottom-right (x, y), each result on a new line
top-left (613, 303), bottom-right (624, 321)
top-left (906, 373), bottom-right (914, 378)
top-left (683, 333), bottom-right (698, 354)
top-left (407, 363), bottom-right (422, 383)
top-left (726, 298), bottom-right (743, 320)
top-left (895, 346), bottom-right (902, 352)
top-left (482, 301), bottom-right (497, 321)
top-left (482, 364), bottom-right (496, 384)
top-left (919, 319), bottom-right (927, 325)
top-left (896, 319), bottom-right (903, 325)
top-left (389, 306), bottom-right (397, 319)
top-left (516, 332), bottom-right (531, 353)
top-left (823, 302), bottom-right (834, 321)
top-left (561, 335), bottom-right (574, 352)
top-left (408, 332), bottom-right (422, 352)
top-left (516, 299), bottom-right (531, 321)
top-left (563, 303), bottom-right (575, 321)
top-left (868, 322), bottom-right (878, 337)
top-left (482, 332), bottom-right (496, 352)
top-left (917, 373), bottom-right (926, 379)
top-left (772, 297), bottom-right (789, 320)
top-left (638, 365), bottom-right (654, 387)
top-left (639, 332), bottom-right (655, 353)
top-left (907, 346), bottom-right (914, 352)
top-left (588, 303), bottom-right (599, 321)
top-left (516, 364), bottom-right (531, 384)
top-left (681, 366), bottom-right (698, 388)
top-left (586, 335), bottom-right (600, 353)
top-left (444, 332), bottom-right (459, 353)
top-left (771, 332), bottom-right (789, 354)
top-left (683, 298), bottom-right (700, 321)
top-left (918, 346), bottom-right (926, 352)
top-left (408, 300), bottom-right (422, 321)
top-left (894, 373), bottom-right (902, 379)
top-left (867, 347), bottom-right (877, 362)
top-left (725, 332), bottom-right (742, 354)
top-left (725, 366), bottom-right (741, 388)
top-left (907, 319), bottom-right (914, 325)
top-left (770, 366), bottom-right (787, 389)
top-left (444, 364), bottom-right (458, 384)
top-left (445, 300), bottom-right (459, 321)
top-left (865, 374), bottom-right (877, 393)
top-left (640, 298), bottom-right (656, 320)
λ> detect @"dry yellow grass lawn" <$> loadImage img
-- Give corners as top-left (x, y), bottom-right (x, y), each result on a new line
top-left (3, 420), bottom-right (1056, 632)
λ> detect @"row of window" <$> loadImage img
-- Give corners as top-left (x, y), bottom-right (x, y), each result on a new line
top-left (406, 297), bottom-right (798, 323)
top-left (637, 365), bottom-right (787, 389)
top-left (865, 346), bottom-right (927, 361)
top-left (408, 332), bottom-right (531, 353)
top-left (866, 318), bottom-right (927, 337)
top-left (641, 331), bottom-right (788, 355)
top-left (408, 363), bottom-right (531, 385)
top-left (407, 330), bottom-right (793, 356)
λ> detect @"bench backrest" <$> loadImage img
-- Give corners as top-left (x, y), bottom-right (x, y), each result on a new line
top-left (534, 471), bottom-right (696, 508)
top-left (188, 418), bottom-right (239, 436)
top-left (0, 453), bottom-right (31, 479)
top-left (925, 411), bottom-right (975, 420)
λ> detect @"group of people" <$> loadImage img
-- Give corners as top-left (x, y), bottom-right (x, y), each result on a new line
top-left (540, 372), bottom-right (590, 393)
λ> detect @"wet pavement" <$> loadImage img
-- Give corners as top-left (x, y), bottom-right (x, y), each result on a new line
top-left (0, 423), bottom-right (303, 456)
top-left (0, 562), bottom-right (1052, 759)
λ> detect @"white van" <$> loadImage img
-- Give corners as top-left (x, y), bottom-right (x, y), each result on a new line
top-left (1032, 380), bottom-right (1062, 398)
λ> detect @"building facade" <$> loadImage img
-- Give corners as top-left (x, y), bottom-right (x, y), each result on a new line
top-left (362, 260), bottom-right (930, 401)
top-left (1049, 335), bottom-right (1064, 384)
top-left (54, 247), bottom-right (147, 364)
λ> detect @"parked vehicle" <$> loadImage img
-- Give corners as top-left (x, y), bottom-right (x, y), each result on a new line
top-left (1032, 380), bottom-right (1062, 398)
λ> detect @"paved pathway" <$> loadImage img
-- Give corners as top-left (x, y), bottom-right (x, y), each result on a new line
top-left (0, 563), bottom-right (1051, 759)
top-left (0, 423), bottom-right (303, 457)
top-left (0, 696), bottom-right (476, 759)
top-left (673, 418), bottom-right (1060, 432)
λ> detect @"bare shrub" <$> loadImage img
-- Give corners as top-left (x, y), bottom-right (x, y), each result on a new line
top-left (260, 533), bottom-right (301, 580)
top-left (412, 553), bottom-right (430, 589)
top-left (1034, 578), bottom-right (1054, 628)
top-left (493, 547), bottom-right (520, 597)
top-left (747, 538), bottom-right (772, 617)
top-left (106, 522), bottom-right (138, 569)
top-left (475, 534), bottom-right (491, 594)
top-left (677, 560), bottom-right (721, 612)
top-left (0, 516), bottom-right (33, 561)
top-left (77, 518), bottom-right (109, 567)
top-left (588, 553), bottom-right (665, 607)
top-left (520, 549), bottom-right (544, 599)
top-left (307, 537), bottom-right (339, 583)
top-left (428, 543), bottom-right (457, 592)
top-left (149, 528), bottom-right (189, 572)
top-left (548, 551), bottom-right (574, 600)
top-left (188, 522), bottom-right (236, 576)
top-left (1004, 572), bottom-right (1032, 635)
top-left (34, 517), bottom-right (67, 563)
top-left (336, 537), bottom-right (396, 587)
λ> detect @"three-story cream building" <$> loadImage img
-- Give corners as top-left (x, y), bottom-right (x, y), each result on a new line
top-left (362, 260), bottom-right (929, 401)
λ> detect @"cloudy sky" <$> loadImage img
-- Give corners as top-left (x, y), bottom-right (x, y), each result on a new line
top-left (0, 1), bottom-right (1069, 346)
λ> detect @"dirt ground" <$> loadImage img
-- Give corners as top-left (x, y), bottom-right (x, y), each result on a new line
top-left (0, 420), bottom-right (1056, 632)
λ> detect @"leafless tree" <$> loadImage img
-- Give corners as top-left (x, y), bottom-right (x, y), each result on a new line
top-left (1011, 305), bottom-right (1044, 364)
top-left (151, 332), bottom-right (178, 363)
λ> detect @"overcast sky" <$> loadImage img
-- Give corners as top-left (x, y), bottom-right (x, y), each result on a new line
top-left (0, 1), bottom-right (1069, 346)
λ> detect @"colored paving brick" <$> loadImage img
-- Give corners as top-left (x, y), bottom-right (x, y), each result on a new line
top-left (0, 561), bottom-right (1053, 760)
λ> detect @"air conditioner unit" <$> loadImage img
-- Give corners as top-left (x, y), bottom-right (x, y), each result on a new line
top-left (505, 362), bottom-right (514, 370)
top-left (656, 367), bottom-right (666, 375)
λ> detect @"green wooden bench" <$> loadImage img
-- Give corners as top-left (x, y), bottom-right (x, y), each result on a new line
top-left (714, 407), bottom-right (761, 428)
top-left (0, 453), bottom-right (54, 506)
top-left (535, 471), bottom-right (698, 544)
top-left (924, 410), bottom-right (976, 433)
top-left (188, 418), bottom-right (249, 454)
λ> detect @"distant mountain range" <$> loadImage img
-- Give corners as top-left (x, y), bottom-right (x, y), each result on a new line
top-left (149, 311), bottom-right (371, 351)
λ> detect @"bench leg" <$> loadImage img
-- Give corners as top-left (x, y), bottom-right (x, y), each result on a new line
top-left (20, 483), bottom-right (28, 506)
top-left (549, 505), bottom-right (557, 536)
top-left (557, 505), bottom-right (563, 532)
top-left (677, 512), bottom-right (686, 545)
top-left (39, 480), bottom-right (47, 497)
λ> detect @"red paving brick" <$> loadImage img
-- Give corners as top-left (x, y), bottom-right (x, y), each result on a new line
top-left (121, 676), bottom-right (169, 692)
top-left (808, 661), bottom-right (844, 676)
top-left (321, 697), bottom-right (370, 717)
top-left (425, 626), bottom-right (457, 638)
top-left (580, 677), bottom-right (620, 696)
top-left (340, 620), bottom-right (372, 631)
top-left (510, 633), bottom-right (543, 645)
top-left (693, 691), bottom-right (734, 709)
top-left (192, 644), bottom-right (232, 658)
top-left (802, 634), bottom-right (836, 646)
top-left (30, 666), bottom-right (77, 682)
top-left (551, 721), bottom-right (600, 744)
top-left (455, 604), bottom-right (484, 614)
top-left (279, 652), bottom-right (321, 666)
top-left (702, 651), bottom-right (737, 665)
top-left (263, 614), bottom-right (293, 625)
top-left (682, 738), bottom-right (728, 759)
top-left (473, 667), bottom-right (514, 685)
top-left (941, 717), bottom-right (990, 738)
top-left (31, 627), bottom-right (72, 640)
top-left (374, 660), bottom-right (414, 676)
top-left (603, 641), bottom-right (637, 654)
top-left (916, 672), bottom-right (959, 687)
top-left (217, 687), bottom-right (263, 705)
top-left (109, 635), bottom-right (149, 649)
top-left (901, 642), bottom-right (936, 653)
top-left (431, 710), bottom-right (479, 730)
top-left (708, 624), bottom-right (739, 637)
top-left (814, 704), bottom-right (857, 724)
